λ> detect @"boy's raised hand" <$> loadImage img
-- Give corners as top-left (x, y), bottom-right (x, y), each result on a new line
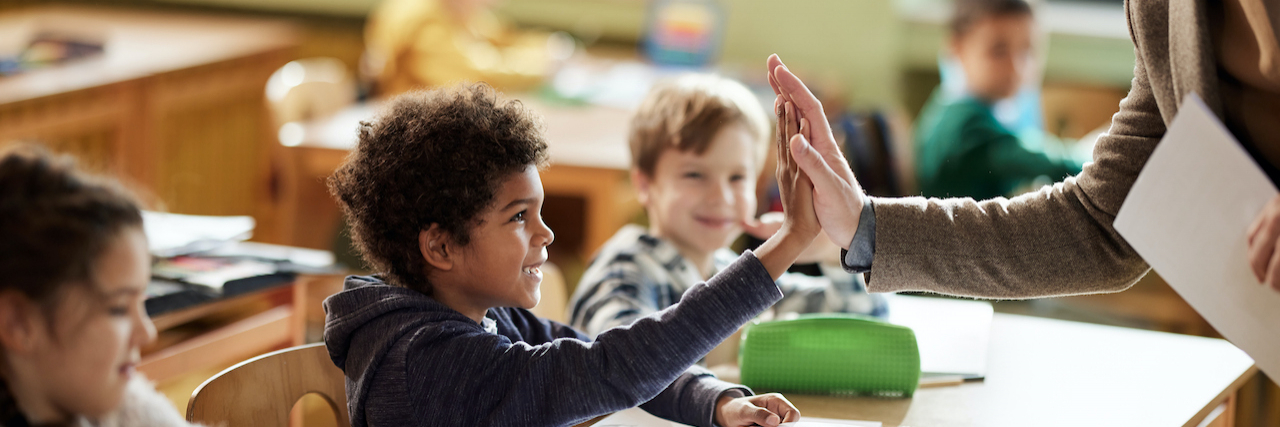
top-left (766, 54), bottom-right (869, 250)
top-left (715, 393), bottom-right (801, 427)
top-left (751, 95), bottom-right (822, 280)
top-left (742, 212), bottom-right (842, 265)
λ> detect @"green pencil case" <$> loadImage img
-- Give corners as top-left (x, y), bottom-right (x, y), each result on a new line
top-left (738, 313), bottom-right (920, 397)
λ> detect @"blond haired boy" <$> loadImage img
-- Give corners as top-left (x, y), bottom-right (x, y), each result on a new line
top-left (568, 74), bottom-right (887, 336)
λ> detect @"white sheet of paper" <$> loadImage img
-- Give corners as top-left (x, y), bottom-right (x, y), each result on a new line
top-left (592, 408), bottom-right (879, 427)
top-left (590, 407), bottom-right (685, 427)
top-left (883, 294), bottom-right (992, 378)
top-left (1113, 93), bottom-right (1274, 378)
top-left (141, 210), bottom-right (255, 257)
top-left (779, 418), bottom-right (881, 427)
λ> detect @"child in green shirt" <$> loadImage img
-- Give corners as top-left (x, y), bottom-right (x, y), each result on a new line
top-left (914, 0), bottom-right (1089, 200)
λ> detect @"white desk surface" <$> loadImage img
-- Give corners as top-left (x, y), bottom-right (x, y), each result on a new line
top-left (773, 312), bottom-right (1255, 427)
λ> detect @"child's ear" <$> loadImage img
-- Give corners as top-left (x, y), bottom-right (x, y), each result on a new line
top-left (0, 290), bottom-right (39, 354)
top-left (419, 224), bottom-right (454, 271)
top-left (631, 168), bottom-right (652, 207)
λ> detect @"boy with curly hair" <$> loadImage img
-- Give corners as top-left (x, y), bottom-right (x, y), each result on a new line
top-left (323, 83), bottom-right (819, 427)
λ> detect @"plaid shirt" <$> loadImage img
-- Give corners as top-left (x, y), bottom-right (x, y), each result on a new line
top-left (568, 225), bottom-right (888, 336)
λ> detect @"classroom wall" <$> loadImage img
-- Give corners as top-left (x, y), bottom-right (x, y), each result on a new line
top-left (144, 0), bottom-right (1135, 112)
top-left (500, 0), bottom-right (903, 109)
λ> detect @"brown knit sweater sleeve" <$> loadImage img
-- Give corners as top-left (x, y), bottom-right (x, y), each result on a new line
top-left (864, 2), bottom-right (1166, 298)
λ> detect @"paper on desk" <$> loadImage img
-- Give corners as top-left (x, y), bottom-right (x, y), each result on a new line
top-left (142, 211), bottom-right (254, 257)
top-left (592, 408), bottom-right (878, 427)
top-left (779, 419), bottom-right (880, 427)
top-left (1113, 93), bottom-right (1276, 379)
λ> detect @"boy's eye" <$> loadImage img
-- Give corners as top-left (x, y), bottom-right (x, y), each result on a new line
top-left (729, 174), bottom-right (746, 182)
top-left (511, 210), bottom-right (526, 222)
top-left (683, 171), bottom-right (703, 179)
top-left (108, 306), bottom-right (129, 316)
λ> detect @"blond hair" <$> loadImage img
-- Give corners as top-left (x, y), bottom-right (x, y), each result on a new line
top-left (629, 74), bottom-right (770, 175)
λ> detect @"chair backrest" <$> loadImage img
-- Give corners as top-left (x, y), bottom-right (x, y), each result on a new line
top-left (187, 343), bottom-right (350, 427)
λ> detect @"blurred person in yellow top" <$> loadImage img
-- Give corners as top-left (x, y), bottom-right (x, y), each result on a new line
top-left (365, 0), bottom-right (572, 95)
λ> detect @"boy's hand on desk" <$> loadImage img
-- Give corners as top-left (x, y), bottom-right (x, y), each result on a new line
top-left (715, 393), bottom-right (800, 427)
top-left (743, 212), bottom-right (841, 265)
top-left (766, 54), bottom-right (868, 250)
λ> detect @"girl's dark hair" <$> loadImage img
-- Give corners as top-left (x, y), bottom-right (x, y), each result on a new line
top-left (0, 144), bottom-right (144, 307)
top-left (950, 0), bottom-right (1033, 37)
top-left (327, 84), bottom-right (549, 295)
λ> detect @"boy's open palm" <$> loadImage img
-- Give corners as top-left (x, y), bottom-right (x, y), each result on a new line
top-left (715, 393), bottom-right (801, 427)
top-left (774, 98), bottom-right (821, 241)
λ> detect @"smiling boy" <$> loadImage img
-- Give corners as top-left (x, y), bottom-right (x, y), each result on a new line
top-left (322, 84), bottom-right (818, 427)
top-left (568, 74), bottom-right (887, 337)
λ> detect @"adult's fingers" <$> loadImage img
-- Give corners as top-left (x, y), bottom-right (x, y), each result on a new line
top-left (772, 64), bottom-right (827, 136)
top-left (791, 134), bottom-right (847, 197)
top-left (1248, 197), bottom-right (1279, 244)
top-left (1249, 208), bottom-right (1279, 282)
top-left (768, 66), bottom-right (783, 97)
top-left (767, 54), bottom-right (788, 101)
top-left (1265, 241), bottom-right (1280, 290)
top-left (772, 64), bottom-right (854, 182)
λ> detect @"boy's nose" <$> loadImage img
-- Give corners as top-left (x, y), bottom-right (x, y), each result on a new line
top-left (535, 218), bottom-right (555, 247)
top-left (710, 181), bottom-right (735, 206)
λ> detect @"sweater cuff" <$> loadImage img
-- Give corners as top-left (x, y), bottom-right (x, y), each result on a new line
top-left (841, 200), bottom-right (877, 274)
top-left (693, 377), bottom-right (752, 427)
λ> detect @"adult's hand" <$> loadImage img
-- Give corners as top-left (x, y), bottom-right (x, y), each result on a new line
top-left (765, 54), bottom-right (868, 249)
top-left (1247, 195), bottom-right (1280, 292)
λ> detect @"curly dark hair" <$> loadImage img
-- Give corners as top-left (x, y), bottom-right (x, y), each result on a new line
top-left (0, 143), bottom-right (143, 311)
top-left (328, 84), bottom-right (549, 294)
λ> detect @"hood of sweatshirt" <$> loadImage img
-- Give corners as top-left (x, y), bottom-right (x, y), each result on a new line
top-left (322, 275), bottom-right (480, 425)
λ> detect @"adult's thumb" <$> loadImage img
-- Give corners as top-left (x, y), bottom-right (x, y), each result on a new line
top-left (790, 134), bottom-right (843, 192)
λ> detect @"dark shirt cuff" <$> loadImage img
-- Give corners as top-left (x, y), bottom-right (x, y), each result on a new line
top-left (840, 200), bottom-right (876, 274)
top-left (710, 388), bottom-right (749, 427)
top-left (702, 382), bottom-right (752, 427)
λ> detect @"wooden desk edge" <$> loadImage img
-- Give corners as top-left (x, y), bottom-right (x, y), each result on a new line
top-left (1184, 364), bottom-right (1259, 427)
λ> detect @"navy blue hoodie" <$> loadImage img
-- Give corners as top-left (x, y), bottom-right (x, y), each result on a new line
top-left (323, 251), bottom-right (783, 427)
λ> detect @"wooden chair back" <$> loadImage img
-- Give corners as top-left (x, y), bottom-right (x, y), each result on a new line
top-left (187, 343), bottom-right (350, 427)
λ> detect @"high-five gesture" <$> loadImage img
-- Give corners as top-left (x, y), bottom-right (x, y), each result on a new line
top-left (751, 82), bottom-right (823, 280)
top-left (774, 97), bottom-right (821, 242)
top-left (766, 54), bottom-right (869, 250)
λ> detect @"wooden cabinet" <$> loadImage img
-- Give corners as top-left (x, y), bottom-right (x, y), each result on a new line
top-left (0, 6), bottom-right (299, 242)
